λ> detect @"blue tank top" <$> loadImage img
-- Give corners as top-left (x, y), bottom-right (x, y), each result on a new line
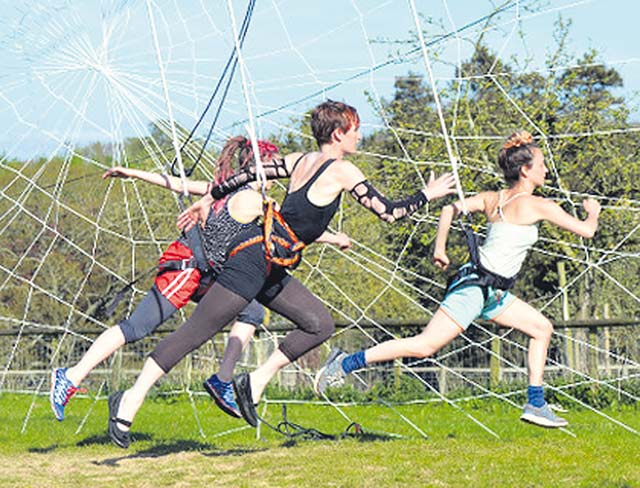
top-left (279, 158), bottom-right (341, 244)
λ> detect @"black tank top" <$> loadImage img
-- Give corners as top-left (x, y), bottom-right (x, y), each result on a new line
top-left (279, 158), bottom-right (341, 244)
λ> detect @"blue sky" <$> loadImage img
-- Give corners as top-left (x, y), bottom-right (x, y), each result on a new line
top-left (1, 0), bottom-right (639, 160)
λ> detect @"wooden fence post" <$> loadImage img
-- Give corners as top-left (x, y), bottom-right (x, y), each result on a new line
top-left (490, 336), bottom-right (502, 388)
top-left (603, 303), bottom-right (611, 377)
top-left (439, 367), bottom-right (447, 396)
top-left (558, 261), bottom-right (574, 378)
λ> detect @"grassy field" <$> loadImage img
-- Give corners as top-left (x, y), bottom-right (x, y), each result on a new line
top-left (0, 393), bottom-right (638, 487)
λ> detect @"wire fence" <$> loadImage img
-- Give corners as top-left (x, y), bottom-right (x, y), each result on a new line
top-left (2, 319), bottom-right (638, 399)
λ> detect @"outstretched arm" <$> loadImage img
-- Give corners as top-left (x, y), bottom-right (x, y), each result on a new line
top-left (103, 166), bottom-right (211, 195)
top-left (209, 153), bottom-right (303, 199)
top-left (535, 197), bottom-right (601, 238)
top-left (339, 162), bottom-right (457, 223)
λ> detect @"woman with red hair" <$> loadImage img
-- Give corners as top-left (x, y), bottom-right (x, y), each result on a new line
top-left (51, 136), bottom-right (351, 423)
top-left (107, 100), bottom-right (456, 445)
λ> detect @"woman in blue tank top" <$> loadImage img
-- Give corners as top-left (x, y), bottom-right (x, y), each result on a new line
top-left (105, 100), bottom-right (457, 444)
top-left (315, 130), bottom-right (601, 429)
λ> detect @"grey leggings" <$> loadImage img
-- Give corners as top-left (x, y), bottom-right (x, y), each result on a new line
top-left (119, 285), bottom-right (265, 344)
top-left (150, 278), bottom-right (335, 373)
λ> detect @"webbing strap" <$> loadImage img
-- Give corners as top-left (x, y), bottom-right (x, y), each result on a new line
top-left (178, 193), bottom-right (213, 275)
top-left (257, 405), bottom-right (392, 444)
top-left (228, 199), bottom-right (306, 272)
top-left (449, 216), bottom-right (518, 299)
top-left (157, 258), bottom-right (197, 275)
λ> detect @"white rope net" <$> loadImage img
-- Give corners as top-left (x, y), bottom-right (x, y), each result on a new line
top-left (0, 0), bottom-right (638, 439)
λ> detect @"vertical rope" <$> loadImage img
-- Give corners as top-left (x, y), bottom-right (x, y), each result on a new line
top-left (407, 0), bottom-right (467, 214)
top-left (225, 0), bottom-right (267, 197)
top-left (145, 0), bottom-right (190, 197)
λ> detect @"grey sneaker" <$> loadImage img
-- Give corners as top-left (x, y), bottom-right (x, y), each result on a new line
top-left (314, 348), bottom-right (348, 395)
top-left (520, 403), bottom-right (568, 428)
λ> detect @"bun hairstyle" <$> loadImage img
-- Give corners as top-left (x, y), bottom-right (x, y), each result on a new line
top-left (498, 130), bottom-right (538, 185)
top-left (211, 136), bottom-right (279, 212)
top-left (214, 136), bottom-right (280, 185)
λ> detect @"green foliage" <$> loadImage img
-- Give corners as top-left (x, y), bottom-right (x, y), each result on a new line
top-left (1, 18), bottom-right (638, 380)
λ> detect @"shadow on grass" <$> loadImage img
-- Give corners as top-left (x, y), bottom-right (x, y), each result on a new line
top-left (271, 417), bottom-right (404, 448)
top-left (77, 432), bottom-right (154, 447)
top-left (279, 430), bottom-right (401, 448)
top-left (92, 439), bottom-right (267, 467)
top-left (27, 432), bottom-right (155, 453)
top-left (29, 445), bottom-right (60, 454)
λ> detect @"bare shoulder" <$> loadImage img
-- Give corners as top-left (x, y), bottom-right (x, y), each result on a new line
top-left (524, 194), bottom-right (551, 209)
top-left (331, 158), bottom-right (364, 188)
top-left (479, 191), bottom-right (499, 205)
top-left (282, 151), bottom-right (306, 171)
top-left (284, 151), bottom-right (305, 162)
top-left (230, 188), bottom-right (261, 206)
top-left (464, 191), bottom-right (496, 214)
top-left (331, 157), bottom-right (359, 174)
top-left (228, 189), bottom-right (263, 222)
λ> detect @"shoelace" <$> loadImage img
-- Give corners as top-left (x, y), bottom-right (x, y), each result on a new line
top-left (220, 383), bottom-right (236, 401)
top-left (54, 380), bottom-right (86, 406)
top-left (209, 378), bottom-right (235, 401)
top-left (326, 363), bottom-right (346, 386)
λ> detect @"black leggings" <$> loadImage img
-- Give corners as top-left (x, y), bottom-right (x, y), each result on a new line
top-left (150, 278), bottom-right (334, 373)
top-left (119, 285), bottom-right (265, 344)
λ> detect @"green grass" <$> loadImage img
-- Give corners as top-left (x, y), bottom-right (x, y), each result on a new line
top-left (0, 393), bottom-right (638, 487)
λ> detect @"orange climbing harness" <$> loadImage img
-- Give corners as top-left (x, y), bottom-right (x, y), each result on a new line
top-left (228, 199), bottom-right (305, 272)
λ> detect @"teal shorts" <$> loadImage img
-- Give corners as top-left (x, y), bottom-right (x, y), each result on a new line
top-left (440, 265), bottom-right (516, 331)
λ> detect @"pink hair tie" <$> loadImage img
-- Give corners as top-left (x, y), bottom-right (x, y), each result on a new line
top-left (245, 139), bottom-right (279, 157)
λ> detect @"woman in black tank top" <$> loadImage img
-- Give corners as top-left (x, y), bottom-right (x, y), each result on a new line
top-left (278, 157), bottom-right (342, 244)
top-left (107, 100), bottom-right (456, 438)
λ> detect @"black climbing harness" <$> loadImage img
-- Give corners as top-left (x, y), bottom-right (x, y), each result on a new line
top-left (446, 215), bottom-right (518, 300)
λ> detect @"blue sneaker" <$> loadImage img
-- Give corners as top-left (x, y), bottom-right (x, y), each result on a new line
top-left (203, 374), bottom-right (241, 418)
top-left (314, 348), bottom-right (348, 395)
top-left (520, 403), bottom-right (568, 428)
top-left (50, 368), bottom-right (85, 421)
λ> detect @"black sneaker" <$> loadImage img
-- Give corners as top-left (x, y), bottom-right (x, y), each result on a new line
top-left (232, 373), bottom-right (259, 428)
top-left (108, 391), bottom-right (132, 449)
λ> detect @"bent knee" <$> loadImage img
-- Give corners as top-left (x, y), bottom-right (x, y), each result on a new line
top-left (407, 338), bottom-right (438, 359)
top-left (318, 319), bottom-right (335, 342)
top-left (302, 312), bottom-right (335, 338)
top-left (536, 318), bottom-right (553, 340)
top-left (119, 321), bottom-right (145, 344)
